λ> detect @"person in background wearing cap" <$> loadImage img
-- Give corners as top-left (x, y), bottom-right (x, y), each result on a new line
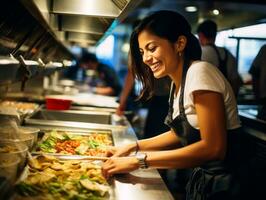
top-left (197, 19), bottom-right (243, 97)
top-left (102, 10), bottom-right (248, 199)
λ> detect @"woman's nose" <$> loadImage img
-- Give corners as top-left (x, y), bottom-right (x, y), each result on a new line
top-left (143, 52), bottom-right (152, 64)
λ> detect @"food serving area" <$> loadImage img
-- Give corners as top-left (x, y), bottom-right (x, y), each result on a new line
top-left (1, 0), bottom-right (266, 199)
top-left (0, 94), bottom-right (175, 200)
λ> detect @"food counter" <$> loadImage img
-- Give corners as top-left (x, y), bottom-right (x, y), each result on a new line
top-left (237, 104), bottom-right (266, 195)
top-left (238, 105), bottom-right (266, 141)
top-left (1, 112), bottom-right (174, 200)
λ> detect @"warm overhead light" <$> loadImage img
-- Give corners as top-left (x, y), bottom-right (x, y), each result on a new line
top-left (212, 9), bottom-right (219, 15)
top-left (185, 6), bottom-right (197, 12)
top-left (122, 43), bottom-right (130, 53)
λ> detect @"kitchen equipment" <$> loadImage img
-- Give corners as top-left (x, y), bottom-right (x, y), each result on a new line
top-left (18, 126), bottom-right (40, 147)
top-left (1, 134), bottom-right (35, 152)
top-left (26, 109), bottom-right (111, 124)
top-left (0, 156), bottom-right (20, 183)
top-left (0, 141), bottom-right (28, 174)
top-left (45, 97), bottom-right (72, 110)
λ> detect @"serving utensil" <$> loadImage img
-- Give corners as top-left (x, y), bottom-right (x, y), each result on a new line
top-left (51, 155), bottom-right (109, 161)
top-left (30, 152), bottom-right (109, 161)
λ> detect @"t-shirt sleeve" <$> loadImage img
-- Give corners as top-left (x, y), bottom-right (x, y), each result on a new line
top-left (185, 62), bottom-right (226, 100)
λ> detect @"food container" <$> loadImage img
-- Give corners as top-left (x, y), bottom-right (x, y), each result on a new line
top-left (18, 126), bottom-right (40, 147)
top-left (1, 133), bottom-right (35, 152)
top-left (0, 156), bottom-right (20, 183)
top-left (0, 141), bottom-right (28, 174)
top-left (15, 155), bottom-right (110, 200)
top-left (45, 97), bottom-right (72, 110)
top-left (34, 129), bottom-right (113, 156)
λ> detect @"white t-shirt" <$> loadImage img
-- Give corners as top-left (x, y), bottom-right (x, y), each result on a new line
top-left (172, 61), bottom-right (241, 130)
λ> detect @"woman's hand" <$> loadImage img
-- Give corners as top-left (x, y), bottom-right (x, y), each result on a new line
top-left (106, 143), bottom-right (137, 157)
top-left (102, 156), bottom-right (139, 179)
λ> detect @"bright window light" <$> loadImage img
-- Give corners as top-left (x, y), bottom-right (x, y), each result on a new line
top-left (96, 35), bottom-right (114, 60)
top-left (231, 24), bottom-right (266, 38)
top-left (216, 23), bottom-right (266, 75)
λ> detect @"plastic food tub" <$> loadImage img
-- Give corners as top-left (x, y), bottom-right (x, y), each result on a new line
top-left (45, 98), bottom-right (72, 110)
top-left (0, 141), bottom-right (28, 174)
top-left (18, 126), bottom-right (40, 147)
top-left (0, 156), bottom-right (20, 183)
top-left (1, 133), bottom-right (35, 152)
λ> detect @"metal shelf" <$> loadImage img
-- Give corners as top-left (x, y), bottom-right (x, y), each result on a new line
top-left (0, 56), bottom-right (21, 85)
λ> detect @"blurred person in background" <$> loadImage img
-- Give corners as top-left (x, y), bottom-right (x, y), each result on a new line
top-left (77, 50), bottom-right (122, 96)
top-left (197, 20), bottom-right (243, 97)
top-left (249, 44), bottom-right (266, 120)
top-left (116, 56), bottom-right (138, 117)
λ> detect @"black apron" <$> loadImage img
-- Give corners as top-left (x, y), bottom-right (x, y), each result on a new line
top-left (164, 63), bottom-right (243, 200)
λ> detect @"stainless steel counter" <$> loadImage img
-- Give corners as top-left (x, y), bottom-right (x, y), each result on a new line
top-left (22, 122), bottom-right (174, 200)
top-left (238, 105), bottom-right (266, 141)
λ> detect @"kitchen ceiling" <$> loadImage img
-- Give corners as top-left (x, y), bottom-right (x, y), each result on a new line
top-left (22, 0), bottom-right (266, 49)
top-left (22, 0), bottom-right (143, 48)
top-left (123, 0), bottom-right (266, 33)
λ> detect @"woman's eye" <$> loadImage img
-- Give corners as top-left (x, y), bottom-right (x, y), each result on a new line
top-left (148, 46), bottom-right (156, 52)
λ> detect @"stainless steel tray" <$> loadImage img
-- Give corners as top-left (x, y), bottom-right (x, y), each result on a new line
top-left (25, 108), bottom-right (112, 125)
top-left (10, 125), bottom-right (174, 200)
top-left (32, 128), bottom-right (114, 157)
top-left (13, 155), bottom-right (113, 200)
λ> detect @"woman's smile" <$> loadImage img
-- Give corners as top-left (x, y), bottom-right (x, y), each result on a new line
top-left (150, 62), bottom-right (161, 72)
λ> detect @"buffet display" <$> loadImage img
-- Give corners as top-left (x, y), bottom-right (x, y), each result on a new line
top-left (0, 106), bottom-right (174, 200)
top-left (0, 101), bottom-right (39, 116)
top-left (16, 155), bottom-right (110, 200)
top-left (35, 129), bottom-right (113, 156)
top-left (0, 100), bottom-right (40, 124)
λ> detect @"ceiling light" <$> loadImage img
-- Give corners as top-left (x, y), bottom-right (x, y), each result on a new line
top-left (185, 6), bottom-right (197, 12)
top-left (212, 9), bottom-right (219, 15)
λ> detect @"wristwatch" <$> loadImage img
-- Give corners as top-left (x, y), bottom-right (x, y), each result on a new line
top-left (135, 152), bottom-right (148, 169)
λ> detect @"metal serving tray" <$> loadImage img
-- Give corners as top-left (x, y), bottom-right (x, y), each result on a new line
top-left (10, 155), bottom-right (115, 200)
top-left (11, 125), bottom-right (174, 200)
top-left (26, 108), bottom-right (112, 124)
top-left (32, 128), bottom-right (114, 156)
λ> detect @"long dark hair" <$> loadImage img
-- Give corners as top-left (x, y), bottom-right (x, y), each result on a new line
top-left (130, 10), bottom-right (201, 100)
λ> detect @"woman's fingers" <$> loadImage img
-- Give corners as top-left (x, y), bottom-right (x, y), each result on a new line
top-left (106, 146), bottom-right (117, 157)
top-left (102, 157), bottom-right (139, 179)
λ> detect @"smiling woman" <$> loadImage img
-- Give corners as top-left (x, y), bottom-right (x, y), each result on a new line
top-left (101, 10), bottom-right (250, 200)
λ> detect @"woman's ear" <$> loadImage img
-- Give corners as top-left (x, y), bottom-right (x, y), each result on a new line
top-left (175, 35), bottom-right (187, 53)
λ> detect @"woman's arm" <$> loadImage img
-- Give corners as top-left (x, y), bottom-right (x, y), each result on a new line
top-left (94, 86), bottom-right (115, 96)
top-left (110, 130), bottom-right (181, 157)
top-left (137, 130), bottom-right (181, 151)
top-left (145, 90), bottom-right (227, 169)
top-left (102, 90), bottom-right (228, 177)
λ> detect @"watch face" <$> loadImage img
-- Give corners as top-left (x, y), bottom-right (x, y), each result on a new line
top-left (136, 153), bottom-right (147, 169)
top-left (137, 152), bottom-right (146, 159)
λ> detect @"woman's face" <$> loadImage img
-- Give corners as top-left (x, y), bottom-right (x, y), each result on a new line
top-left (138, 30), bottom-right (179, 78)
